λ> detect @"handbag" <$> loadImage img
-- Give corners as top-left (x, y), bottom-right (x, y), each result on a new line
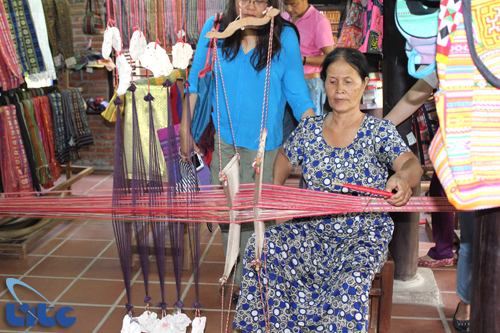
top-left (395, 0), bottom-right (440, 79)
top-left (191, 14), bottom-right (222, 143)
top-left (429, 0), bottom-right (500, 210)
top-left (358, 0), bottom-right (383, 55)
top-left (335, 0), bottom-right (364, 49)
top-left (83, 0), bottom-right (105, 35)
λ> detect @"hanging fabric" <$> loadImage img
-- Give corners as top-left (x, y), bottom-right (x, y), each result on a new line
top-left (358, 0), bottom-right (383, 55)
top-left (26, 0), bottom-right (57, 81)
top-left (0, 3), bottom-right (24, 90)
top-left (335, 0), bottom-right (364, 49)
top-left (429, 0), bottom-right (500, 210)
top-left (41, 0), bottom-right (75, 61)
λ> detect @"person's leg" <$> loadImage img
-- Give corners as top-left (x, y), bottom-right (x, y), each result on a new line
top-left (455, 212), bottom-right (474, 324)
top-left (423, 173), bottom-right (455, 263)
top-left (306, 77), bottom-right (325, 116)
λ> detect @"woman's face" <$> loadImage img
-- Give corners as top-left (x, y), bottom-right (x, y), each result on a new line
top-left (235, 0), bottom-right (268, 19)
top-left (324, 59), bottom-right (368, 114)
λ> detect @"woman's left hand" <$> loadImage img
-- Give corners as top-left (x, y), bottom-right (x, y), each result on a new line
top-left (385, 173), bottom-right (413, 206)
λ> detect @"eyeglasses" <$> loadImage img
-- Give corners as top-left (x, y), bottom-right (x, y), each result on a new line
top-left (241, 0), bottom-right (269, 7)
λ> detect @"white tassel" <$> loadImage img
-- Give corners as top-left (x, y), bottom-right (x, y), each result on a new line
top-left (139, 42), bottom-right (174, 78)
top-left (137, 310), bottom-right (159, 333)
top-left (172, 42), bottom-right (193, 69)
top-left (102, 27), bottom-right (120, 60)
top-left (171, 311), bottom-right (191, 333)
top-left (191, 316), bottom-right (206, 333)
top-left (120, 314), bottom-right (141, 333)
top-left (116, 54), bottom-right (132, 96)
top-left (129, 30), bottom-right (148, 60)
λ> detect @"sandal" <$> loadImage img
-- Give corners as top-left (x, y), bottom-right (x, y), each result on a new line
top-left (453, 303), bottom-right (470, 332)
top-left (417, 255), bottom-right (454, 267)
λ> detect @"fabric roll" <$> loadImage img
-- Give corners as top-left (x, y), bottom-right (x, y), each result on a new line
top-left (26, 0), bottom-right (57, 81)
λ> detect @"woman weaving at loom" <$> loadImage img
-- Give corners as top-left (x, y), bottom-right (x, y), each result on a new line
top-left (233, 48), bottom-right (423, 332)
top-left (180, 0), bottom-right (315, 288)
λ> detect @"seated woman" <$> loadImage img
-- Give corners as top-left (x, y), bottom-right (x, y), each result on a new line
top-left (233, 48), bottom-right (423, 332)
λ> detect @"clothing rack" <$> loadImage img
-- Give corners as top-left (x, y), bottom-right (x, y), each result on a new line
top-left (0, 69), bottom-right (94, 259)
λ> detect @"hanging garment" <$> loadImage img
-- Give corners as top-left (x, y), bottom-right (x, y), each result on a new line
top-left (0, 3), bottom-right (24, 91)
top-left (14, 102), bottom-right (41, 191)
top-left (36, 96), bottom-right (62, 181)
top-left (2, 0), bottom-right (45, 78)
top-left (41, 0), bottom-right (74, 61)
top-left (70, 89), bottom-right (94, 148)
top-left (26, 0), bottom-right (57, 81)
top-left (48, 92), bottom-right (74, 163)
top-left (123, 84), bottom-right (170, 181)
top-left (0, 105), bottom-right (33, 195)
top-left (358, 0), bottom-right (383, 55)
top-left (429, 0), bottom-right (500, 210)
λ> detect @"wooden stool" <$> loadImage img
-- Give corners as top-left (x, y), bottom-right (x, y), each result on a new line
top-left (369, 260), bottom-right (394, 332)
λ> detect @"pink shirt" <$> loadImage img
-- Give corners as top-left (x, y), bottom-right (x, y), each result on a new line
top-left (282, 6), bottom-right (334, 75)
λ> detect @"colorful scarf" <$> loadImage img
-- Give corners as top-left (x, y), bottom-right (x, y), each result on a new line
top-left (0, 1), bottom-right (23, 91)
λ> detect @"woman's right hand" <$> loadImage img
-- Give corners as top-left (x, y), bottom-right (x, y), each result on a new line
top-left (179, 128), bottom-right (203, 163)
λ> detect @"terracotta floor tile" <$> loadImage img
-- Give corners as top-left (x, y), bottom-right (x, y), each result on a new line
top-left (42, 222), bottom-right (85, 239)
top-left (70, 223), bottom-right (116, 240)
top-left (0, 277), bottom-right (72, 303)
top-left (83, 258), bottom-right (140, 280)
top-left (201, 243), bottom-right (225, 262)
top-left (389, 318), bottom-right (447, 332)
top-left (433, 269), bottom-right (457, 292)
top-left (28, 238), bottom-right (65, 255)
top-left (196, 262), bottom-right (226, 285)
top-left (58, 279), bottom-right (126, 305)
top-left (101, 243), bottom-right (119, 258)
top-left (26, 305), bottom-right (110, 333)
top-left (203, 309), bottom-right (236, 333)
top-left (0, 276), bottom-right (17, 296)
top-left (95, 307), bottom-right (130, 333)
top-left (0, 255), bottom-right (43, 275)
top-left (182, 282), bottom-right (234, 310)
top-left (50, 239), bottom-right (110, 258)
top-left (447, 319), bottom-right (460, 333)
top-left (391, 303), bottom-right (440, 318)
top-left (137, 259), bottom-right (193, 284)
top-left (29, 257), bottom-right (93, 278)
top-left (440, 292), bottom-right (461, 319)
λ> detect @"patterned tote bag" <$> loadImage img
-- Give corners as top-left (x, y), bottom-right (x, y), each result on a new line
top-left (429, 0), bottom-right (500, 210)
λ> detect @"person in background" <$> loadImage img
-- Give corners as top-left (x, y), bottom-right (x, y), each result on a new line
top-left (180, 0), bottom-right (316, 293)
top-left (281, 0), bottom-right (335, 142)
top-left (384, 71), bottom-right (473, 332)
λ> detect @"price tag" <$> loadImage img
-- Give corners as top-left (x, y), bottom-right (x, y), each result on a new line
top-left (406, 132), bottom-right (417, 146)
top-left (65, 57), bottom-right (77, 67)
top-left (86, 67), bottom-right (93, 73)
top-left (53, 55), bottom-right (62, 68)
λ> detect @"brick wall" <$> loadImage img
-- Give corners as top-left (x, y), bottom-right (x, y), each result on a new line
top-left (59, 0), bottom-right (116, 170)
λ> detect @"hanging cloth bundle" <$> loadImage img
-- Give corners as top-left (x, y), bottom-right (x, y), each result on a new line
top-left (429, 0), bottom-right (500, 210)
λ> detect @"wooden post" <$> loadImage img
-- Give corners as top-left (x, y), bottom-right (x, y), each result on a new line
top-left (383, 0), bottom-right (421, 281)
top-left (470, 208), bottom-right (500, 332)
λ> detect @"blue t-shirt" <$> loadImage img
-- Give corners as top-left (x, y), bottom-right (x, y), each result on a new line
top-left (188, 16), bottom-right (315, 151)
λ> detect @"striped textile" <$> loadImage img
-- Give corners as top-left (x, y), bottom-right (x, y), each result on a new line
top-left (35, 96), bottom-right (61, 184)
top-left (26, 0), bottom-right (57, 81)
top-left (429, 0), bottom-right (500, 210)
top-left (71, 89), bottom-right (94, 147)
top-left (0, 2), bottom-right (24, 91)
top-left (48, 92), bottom-right (73, 164)
top-left (0, 105), bottom-right (33, 195)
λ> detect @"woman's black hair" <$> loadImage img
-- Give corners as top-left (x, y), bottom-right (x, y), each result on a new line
top-left (320, 47), bottom-right (370, 82)
top-left (216, 0), bottom-right (300, 72)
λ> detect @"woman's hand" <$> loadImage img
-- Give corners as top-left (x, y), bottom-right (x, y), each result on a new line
top-left (385, 173), bottom-right (412, 206)
top-left (179, 127), bottom-right (203, 163)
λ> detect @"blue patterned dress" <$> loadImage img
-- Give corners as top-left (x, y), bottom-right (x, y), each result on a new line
top-left (233, 114), bottom-right (410, 333)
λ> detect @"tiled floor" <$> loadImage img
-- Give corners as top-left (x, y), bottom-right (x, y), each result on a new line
top-left (0, 172), bottom-right (461, 332)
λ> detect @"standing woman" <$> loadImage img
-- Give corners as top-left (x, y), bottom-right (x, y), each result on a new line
top-left (234, 48), bottom-right (422, 332)
top-left (180, 0), bottom-right (316, 287)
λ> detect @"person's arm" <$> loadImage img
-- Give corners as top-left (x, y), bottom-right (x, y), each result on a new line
top-left (385, 152), bottom-right (423, 206)
top-left (384, 78), bottom-right (434, 126)
top-left (303, 45), bottom-right (334, 68)
top-left (281, 28), bottom-right (317, 119)
top-left (179, 17), bottom-right (215, 162)
top-left (273, 148), bottom-right (294, 185)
